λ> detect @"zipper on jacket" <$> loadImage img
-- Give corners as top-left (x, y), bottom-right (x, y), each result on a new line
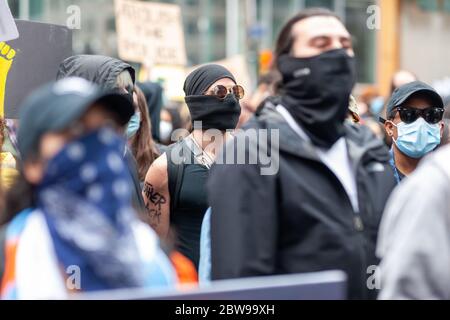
top-left (353, 216), bottom-right (364, 232)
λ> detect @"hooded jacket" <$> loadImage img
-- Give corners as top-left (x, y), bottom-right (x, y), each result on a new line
top-left (56, 55), bottom-right (145, 212)
top-left (57, 55), bottom-right (135, 126)
top-left (57, 55), bottom-right (135, 90)
top-left (207, 101), bottom-right (397, 300)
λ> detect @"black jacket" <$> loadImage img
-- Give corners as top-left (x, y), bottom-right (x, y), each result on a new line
top-left (207, 103), bottom-right (397, 300)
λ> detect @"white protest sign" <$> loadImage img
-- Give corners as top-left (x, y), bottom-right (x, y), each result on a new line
top-left (0, 1), bottom-right (19, 42)
top-left (115, 0), bottom-right (187, 66)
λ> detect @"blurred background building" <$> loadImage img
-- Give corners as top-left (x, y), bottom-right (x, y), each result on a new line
top-left (7, 0), bottom-right (450, 96)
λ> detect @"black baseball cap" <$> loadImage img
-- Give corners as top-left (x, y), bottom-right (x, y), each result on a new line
top-left (386, 81), bottom-right (444, 118)
top-left (18, 77), bottom-right (133, 161)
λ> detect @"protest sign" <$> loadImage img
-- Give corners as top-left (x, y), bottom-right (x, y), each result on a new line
top-left (1, 20), bottom-right (72, 118)
top-left (0, 1), bottom-right (19, 42)
top-left (115, 0), bottom-right (187, 66)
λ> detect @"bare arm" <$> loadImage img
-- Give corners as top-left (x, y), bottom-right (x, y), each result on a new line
top-left (142, 153), bottom-right (171, 239)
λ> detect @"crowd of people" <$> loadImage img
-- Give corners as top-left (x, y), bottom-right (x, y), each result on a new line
top-left (0, 7), bottom-right (449, 300)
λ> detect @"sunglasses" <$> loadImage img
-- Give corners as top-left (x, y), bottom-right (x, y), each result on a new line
top-left (395, 106), bottom-right (444, 124)
top-left (205, 85), bottom-right (245, 100)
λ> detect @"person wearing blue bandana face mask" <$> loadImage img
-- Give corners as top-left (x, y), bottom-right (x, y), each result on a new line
top-left (383, 81), bottom-right (445, 184)
top-left (1, 78), bottom-right (177, 299)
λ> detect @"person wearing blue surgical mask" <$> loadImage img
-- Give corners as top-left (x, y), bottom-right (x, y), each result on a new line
top-left (383, 81), bottom-right (445, 184)
top-left (126, 86), bottom-right (159, 183)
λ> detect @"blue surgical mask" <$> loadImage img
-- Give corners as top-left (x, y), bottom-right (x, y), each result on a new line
top-left (126, 112), bottom-right (141, 139)
top-left (370, 97), bottom-right (385, 115)
top-left (392, 117), bottom-right (441, 159)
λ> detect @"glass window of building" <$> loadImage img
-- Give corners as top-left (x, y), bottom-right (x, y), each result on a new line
top-left (8, 0), bottom-right (376, 83)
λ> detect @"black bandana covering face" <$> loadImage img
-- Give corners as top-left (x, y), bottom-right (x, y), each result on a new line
top-left (277, 48), bottom-right (356, 149)
top-left (185, 94), bottom-right (241, 130)
top-left (183, 64), bottom-right (241, 131)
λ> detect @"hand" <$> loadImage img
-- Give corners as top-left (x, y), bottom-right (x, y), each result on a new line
top-left (0, 42), bottom-right (16, 117)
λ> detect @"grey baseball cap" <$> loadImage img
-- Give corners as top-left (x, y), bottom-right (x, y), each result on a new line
top-left (18, 77), bottom-right (133, 161)
top-left (386, 81), bottom-right (444, 117)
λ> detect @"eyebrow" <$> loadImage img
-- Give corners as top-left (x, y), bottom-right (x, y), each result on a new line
top-left (309, 34), bottom-right (352, 41)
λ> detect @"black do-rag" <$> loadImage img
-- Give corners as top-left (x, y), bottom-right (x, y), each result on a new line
top-left (184, 64), bottom-right (236, 96)
top-left (183, 64), bottom-right (241, 131)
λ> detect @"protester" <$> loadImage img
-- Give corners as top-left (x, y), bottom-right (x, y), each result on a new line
top-left (159, 103), bottom-right (185, 146)
top-left (347, 95), bottom-right (360, 124)
top-left (127, 86), bottom-right (159, 183)
top-left (248, 72), bottom-right (280, 112)
top-left (207, 8), bottom-right (396, 300)
top-left (391, 70), bottom-right (417, 94)
top-left (0, 78), bottom-right (177, 299)
top-left (377, 145), bottom-right (450, 299)
top-left (382, 81), bottom-right (444, 184)
top-left (357, 87), bottom-right (385, 140)
top-left (56, 55), bottom-right (146, 212)
top-left (0, 118), bottom-right (18, 190)
top-left (139, 81), bottom-right (165, 143)
top-left (143, 64), bottom-right (243, 270)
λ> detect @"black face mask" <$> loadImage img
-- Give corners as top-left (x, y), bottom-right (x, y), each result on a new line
top-left (185, 94), bottom-right (241, 130)
top-left (277, 49), bottom-right (356, 148)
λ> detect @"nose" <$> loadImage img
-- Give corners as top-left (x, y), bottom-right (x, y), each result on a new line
top-left (331, 37), bottom-right (344, 50)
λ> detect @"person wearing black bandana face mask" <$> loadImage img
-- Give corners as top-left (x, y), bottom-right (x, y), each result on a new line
top-left (207, 8), bottom-right (397, 300)
top-left (143, 64), bottom-right (242, 270)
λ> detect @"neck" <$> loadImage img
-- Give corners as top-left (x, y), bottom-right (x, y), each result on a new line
top-left (393, 145), bottom-right (420, 176)
top-left (192, 129), bottom-right (231, 157)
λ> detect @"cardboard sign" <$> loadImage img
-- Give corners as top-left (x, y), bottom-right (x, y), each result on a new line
top-left (148, 65), bottom-right (186, 102)
top-left (115, 0), bottom-right (187, 66)
top-left (0, 1), bottom-right (19, 42)
top-left (1, 20), bottom-right (72, 118)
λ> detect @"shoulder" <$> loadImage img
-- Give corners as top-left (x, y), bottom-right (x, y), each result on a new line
top-left (344, 122), bottom-right (378, 145)
top-left (424, 145), bottom-right (450, 181)
top-left (145, 153), bottom-right (168, 184)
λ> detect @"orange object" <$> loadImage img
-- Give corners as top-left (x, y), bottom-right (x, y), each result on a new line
top-left (259, 50), bottom-right (273, 75)
top-left (170, 251), bottom-right (198, 286)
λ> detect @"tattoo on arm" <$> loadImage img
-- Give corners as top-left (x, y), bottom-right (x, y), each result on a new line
top-left (143, 182), bottom-right (167, 227)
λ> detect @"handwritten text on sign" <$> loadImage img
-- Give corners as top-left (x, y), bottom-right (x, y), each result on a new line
top-left (115, 0), bottom-right (187, 66)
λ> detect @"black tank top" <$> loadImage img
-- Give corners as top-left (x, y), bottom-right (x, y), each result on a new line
top-left (167, 139), bottom-right (209, 269)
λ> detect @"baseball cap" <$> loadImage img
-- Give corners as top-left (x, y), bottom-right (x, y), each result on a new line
top-left (386, 81), bottom-right (444, 118)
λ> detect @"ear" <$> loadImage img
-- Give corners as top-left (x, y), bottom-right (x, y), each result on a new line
top-left (384, 120), bottom-right (395, 137)
top-left (440, 121), bottom-right (445, 139)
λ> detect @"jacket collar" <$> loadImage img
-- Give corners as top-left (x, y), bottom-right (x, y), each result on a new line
top-left (257, 101), bottom-right (389, 166)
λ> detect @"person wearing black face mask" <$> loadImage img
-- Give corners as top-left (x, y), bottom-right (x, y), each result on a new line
top-left (207, 8), bottom-right (397, 300)
top-left (143, 64), bottom-right (242, 270)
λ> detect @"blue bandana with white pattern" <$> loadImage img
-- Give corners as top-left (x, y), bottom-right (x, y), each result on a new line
top-left (37, 127), bottom-right (145, 292)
